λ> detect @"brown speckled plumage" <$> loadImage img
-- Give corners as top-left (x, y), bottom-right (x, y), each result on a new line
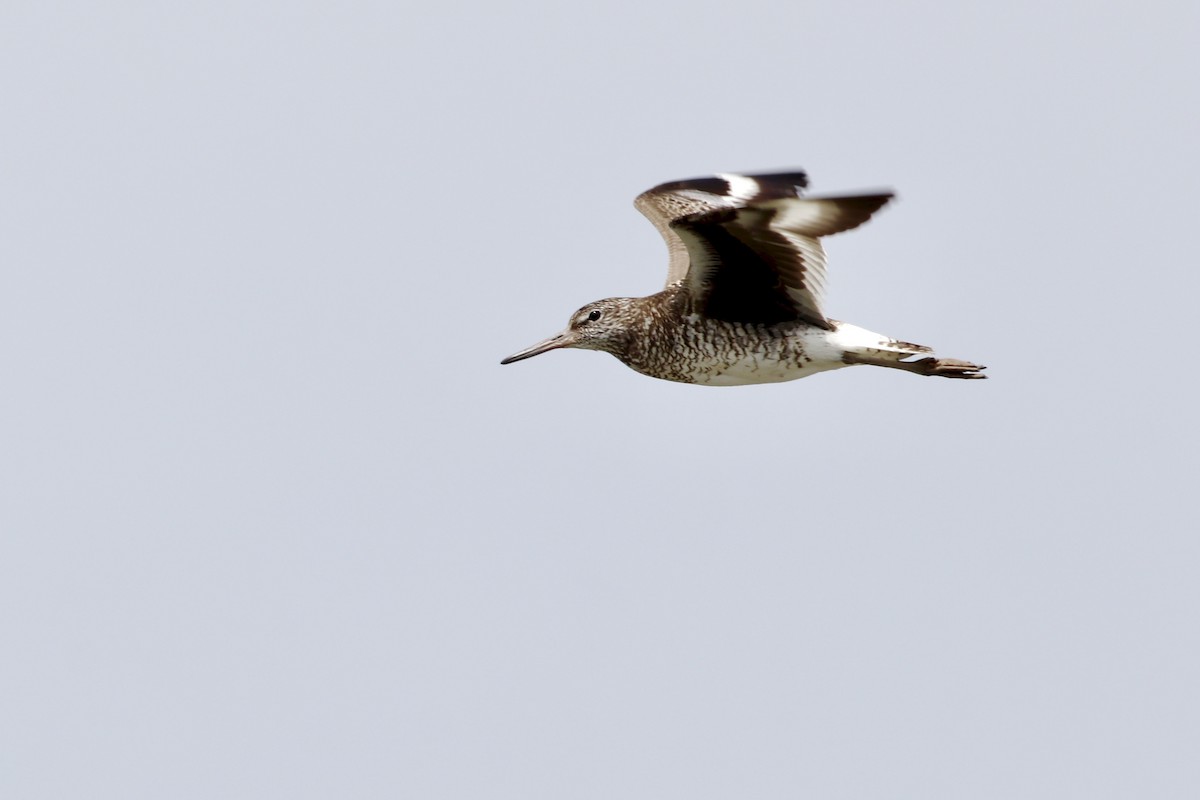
top-left (604, 285), bottom-right (817, 384)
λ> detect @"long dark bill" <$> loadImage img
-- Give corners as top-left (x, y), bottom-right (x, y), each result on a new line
top-left (500, 332), bottom-right (574, 364)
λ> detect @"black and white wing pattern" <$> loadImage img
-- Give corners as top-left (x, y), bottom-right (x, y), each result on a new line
top-left (638, 171), bottom-right (893, 329)
top-left (634, 171), bottom-right (812, 287)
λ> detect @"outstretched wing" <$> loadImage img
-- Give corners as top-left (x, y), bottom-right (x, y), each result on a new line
top-left (634, 171), bottom-right (812, 287)
top-left (669, 182), bottom-right (893, 328)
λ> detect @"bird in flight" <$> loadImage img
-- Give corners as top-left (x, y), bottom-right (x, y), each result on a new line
top-left (501, 170), bottom-right (985, 385)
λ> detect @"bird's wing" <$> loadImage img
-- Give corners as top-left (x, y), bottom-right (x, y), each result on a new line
top-left (634, 171), bottom-right (812, 287)
top-left (669, 188), bottom-right (894, 329)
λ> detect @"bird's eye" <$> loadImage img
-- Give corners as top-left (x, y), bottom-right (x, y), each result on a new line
top-left (587, 310), bottom-right (602, 322)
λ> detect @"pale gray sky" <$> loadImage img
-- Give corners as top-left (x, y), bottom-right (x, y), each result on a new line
top-left (2, 1), bottom-right (1198, 798)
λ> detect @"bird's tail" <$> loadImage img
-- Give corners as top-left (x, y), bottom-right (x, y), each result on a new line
top-left (833, 322), bottom-right (987, 380)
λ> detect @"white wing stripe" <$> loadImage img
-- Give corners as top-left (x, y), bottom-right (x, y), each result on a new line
top-left (716, 173), bottom-right (761, 202)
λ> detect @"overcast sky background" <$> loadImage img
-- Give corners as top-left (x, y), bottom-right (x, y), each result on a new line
top-left (2, 1), bottom-right (1198, 798)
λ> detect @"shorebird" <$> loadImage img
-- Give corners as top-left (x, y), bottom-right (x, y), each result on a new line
top-left (501, 170), bottom-right (985, 385)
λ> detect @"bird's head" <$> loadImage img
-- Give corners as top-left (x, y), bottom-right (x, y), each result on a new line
top-left (500, 298), bottom-right (638, 364)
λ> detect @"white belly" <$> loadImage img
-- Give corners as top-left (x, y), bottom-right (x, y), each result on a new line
top-left (694, 354), bottom-right (846, 385)
top-left (691, 327), bottom-right (850, 386)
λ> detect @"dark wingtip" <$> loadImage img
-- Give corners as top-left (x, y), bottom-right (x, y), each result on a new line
top-left (651, 175), bottom-right (732, 195)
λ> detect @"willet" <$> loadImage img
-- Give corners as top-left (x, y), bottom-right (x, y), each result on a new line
top-left (501, 170), bottom-right (985, 385)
